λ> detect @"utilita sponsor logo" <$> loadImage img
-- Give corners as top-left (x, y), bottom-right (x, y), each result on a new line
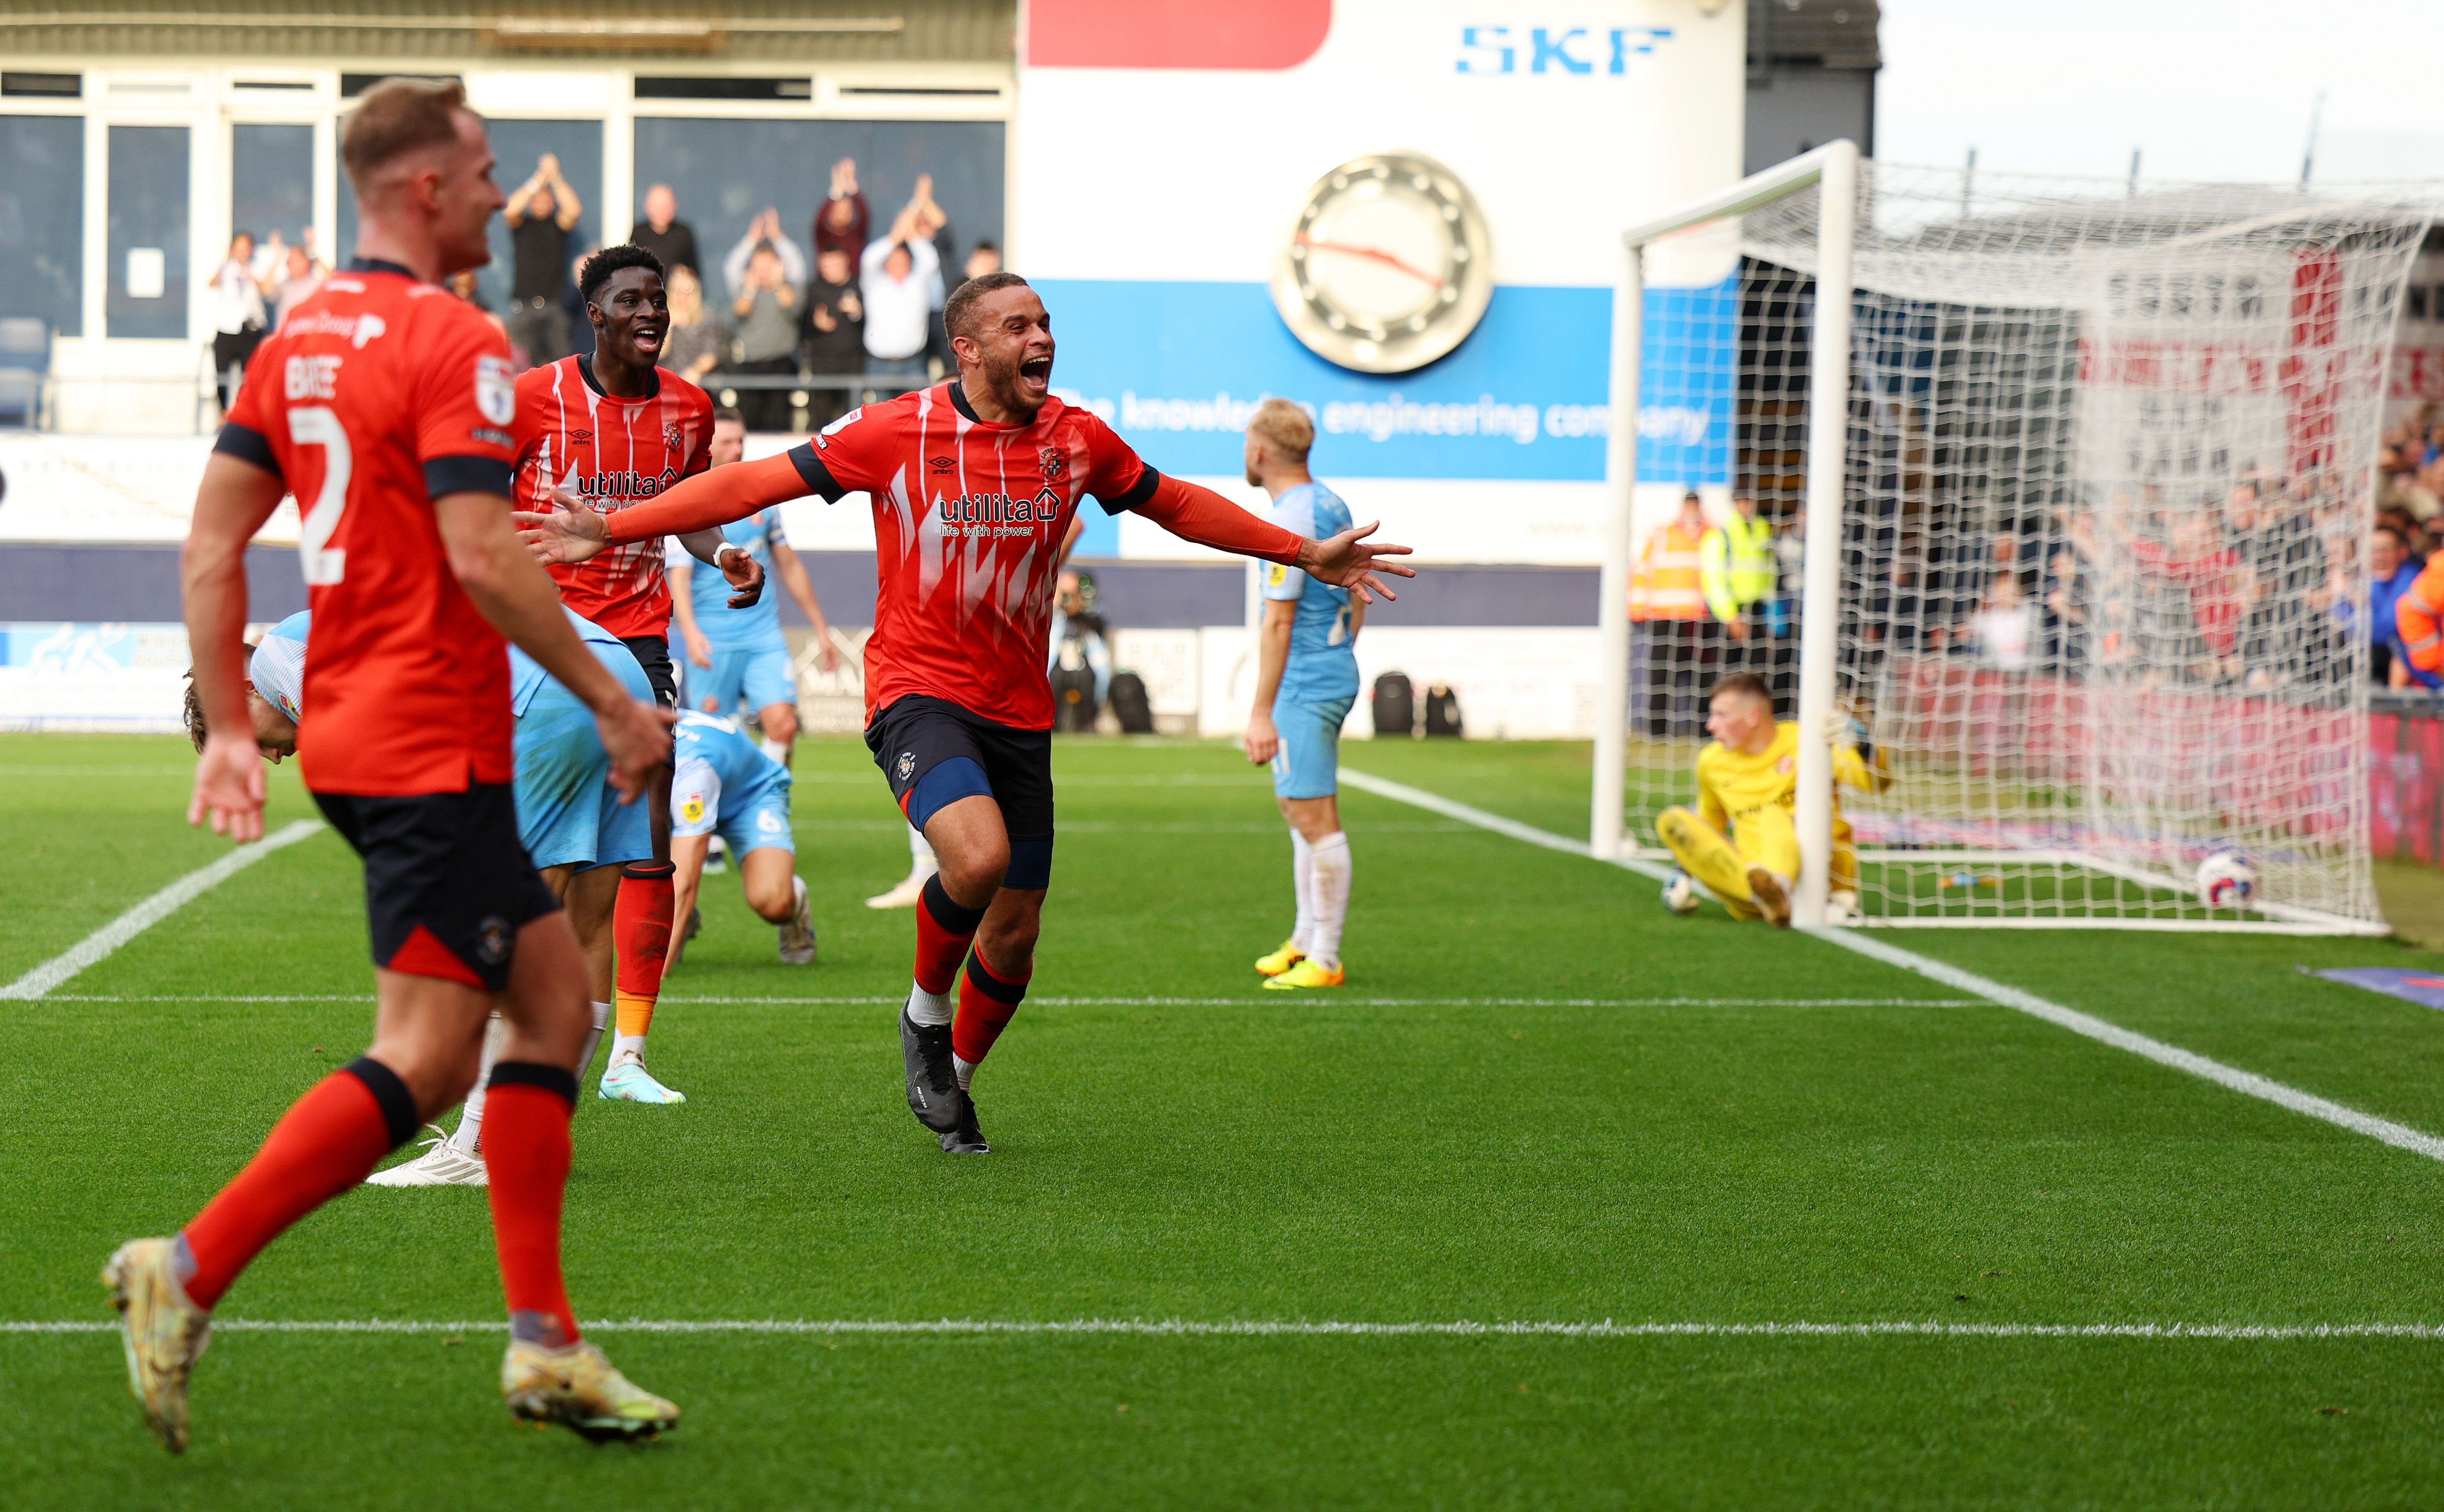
top-left (1457, 25), bottom-right (1672, 75)
top-left (575, 469), bottom-right (681, 500)
top-left (939, 488), bottom-right (1064, 524)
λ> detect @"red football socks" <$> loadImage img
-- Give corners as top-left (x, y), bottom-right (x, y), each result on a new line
top-left (914, 874), bottom-right (986, 996)
top-left (614, 861), bottom-right (675, 1039)
top-left (180, 1058), bottom-right (416, 1310)
top-left (481, 1064), bottom-right (581, 1347)
top-left (953, 947), bottom-right (1030, 1069)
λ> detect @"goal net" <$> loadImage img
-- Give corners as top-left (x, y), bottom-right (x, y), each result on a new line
top-left (1605, 148), bottom-right (2432, 931)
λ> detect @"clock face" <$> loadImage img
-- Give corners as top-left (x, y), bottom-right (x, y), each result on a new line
top-left (1272, 152), bottom-right (1494, 375)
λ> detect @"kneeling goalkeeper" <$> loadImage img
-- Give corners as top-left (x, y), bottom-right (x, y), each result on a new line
top-left (1657, 672), bottom-right (1878, 927)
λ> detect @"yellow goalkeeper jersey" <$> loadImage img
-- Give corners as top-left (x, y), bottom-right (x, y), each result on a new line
top-left (1696, 720), bottom-right (1875, 832)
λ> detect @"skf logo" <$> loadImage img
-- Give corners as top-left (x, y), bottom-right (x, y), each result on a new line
top-left (928, 455), bottom-right (955, 473)
top-left (570, 429), bottom-right (593, 445)
top-left (664, 423), bottom-right (684, 451)
top-left (1458, 25), bottom-right (1671, 74)
top-left (1038, 446), bottom-right (1069, 483)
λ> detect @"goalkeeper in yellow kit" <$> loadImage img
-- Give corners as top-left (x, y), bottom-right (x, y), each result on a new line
top-left (1657, 671), bottom-right (1878, 927)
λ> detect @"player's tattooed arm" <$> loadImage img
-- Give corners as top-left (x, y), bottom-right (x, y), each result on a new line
top-left (182, 452), bottom-right (288, 841)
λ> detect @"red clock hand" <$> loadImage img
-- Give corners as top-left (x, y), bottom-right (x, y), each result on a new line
top-left (1294, 233), bottom-right (1446, 289)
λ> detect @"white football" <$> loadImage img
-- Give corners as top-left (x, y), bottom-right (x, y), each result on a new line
top-left (1661, 870), bottom-right (1700, 915)
top-left (2195, 849), bottom-right (2257, 909)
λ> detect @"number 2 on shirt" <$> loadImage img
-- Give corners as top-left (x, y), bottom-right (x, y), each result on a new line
top-left (289, 406), bottom-right (352, 585)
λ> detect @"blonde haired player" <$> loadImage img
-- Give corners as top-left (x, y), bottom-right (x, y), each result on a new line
top-left (1242, 397), bottom-right (1362, 988)
top-left (1657, 672), bottom-right (1876, 927)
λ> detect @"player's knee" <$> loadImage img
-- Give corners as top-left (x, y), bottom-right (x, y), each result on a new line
top-left (762, 705), bottom-right (798, 745)
top-left (744, 865), bottom-right (795, 921)
top-left (978, 911), bottom-right (1040, 973)
top-left (940, 846), bottom-right (1008, 906)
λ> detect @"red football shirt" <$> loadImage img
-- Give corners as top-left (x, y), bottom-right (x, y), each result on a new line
top-left (790, 384), bottom-right (1157, 729)
top-left (513, 355), bottom-right (714, 638)
top-left (218, 260), bottom-right (519, 795)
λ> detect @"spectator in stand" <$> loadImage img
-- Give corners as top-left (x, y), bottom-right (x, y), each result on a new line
top-left (962, 241), bottom-right (1002, 284)
top-left (208, 231), bottom-right (270, 409)
top-left (657, 263), bottom-right (723, 386)
top-left (503, 152), bottom-right (582, 367)
top-left (722, 206), bottom-right (806, 298)
top-left (2040, 547), bottom-right (2091, 672)
top-left (1701, 490), bottom-right (1777, 676)
top-left (800, 245), bottom-right (864, 431)
top-left (729, 243), bottom-right (799, 432)
top-left (268, 241), bottom-right (324, 330)
top-left (629, 183), bottom-right (700, 283)
top-left (812, 157), bottom-right (869, 259)
top-left (444, 268), bottom-right (505, 337)
top-left (1629, 492), bottom-right (1714, 737)
top-left (2368, 525), bottom-right (2434, 688)
top-left (859, 190), bottom-right (942, 389)
top-left (1971, 571), bottom-right (2034, 671)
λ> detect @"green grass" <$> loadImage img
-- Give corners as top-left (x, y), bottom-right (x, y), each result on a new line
top-left (11, 732), bottom-right (2444, 1508)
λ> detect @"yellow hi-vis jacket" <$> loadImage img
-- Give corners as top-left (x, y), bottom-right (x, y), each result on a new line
top-left (1701, 512), bottom-right (1779, 623)
top-left (1630, 521), bottom-right (1709, 621)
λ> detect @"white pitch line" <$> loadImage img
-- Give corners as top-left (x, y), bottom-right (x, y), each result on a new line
top-left (10, 1317), bottom-right (2444, 1340)
top-left (1337, 766), bottom-right (2444, 1165)
top-left (39, 993), bottom-right (1982, 1008)
top-left (0, 820), bottom-right (324, 1001)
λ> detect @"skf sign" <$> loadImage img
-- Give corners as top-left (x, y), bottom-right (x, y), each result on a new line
top-left (1457, 25), bottom-right (1672, 74)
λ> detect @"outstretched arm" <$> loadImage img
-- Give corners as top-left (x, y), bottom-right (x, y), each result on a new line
top-left (515, 451), bottom-right (810, 562)
top-left (1134, 474), bottom-right (1415, 604)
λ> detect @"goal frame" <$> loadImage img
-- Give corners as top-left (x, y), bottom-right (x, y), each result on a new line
top-left (1593, 142), bottom-right (2402, 935)
top-left (1597, 140), bottom-right (1858, 927)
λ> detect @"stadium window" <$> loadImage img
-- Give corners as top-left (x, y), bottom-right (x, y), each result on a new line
top-left (631, 116), bottom-right (1006, 298)
top-left (1, 72), bottom-right (80, 98)
top-left (0, 114), bottom-right (84, 337)
top-left (633, 76), bottom-right (812, 100)
top-left (107, 124), bottom-right (190, 340)
top-left (232, 123), bottom-right (313, 249)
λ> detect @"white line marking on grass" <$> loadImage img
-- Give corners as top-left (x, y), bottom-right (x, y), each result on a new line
top-left (1339, 766), bottom-right (2444, 1165)
top-left (41, 993), bottom-right (1983, 1008)
top-left (0, 765), bottom-right (199, 777)
top-left (12, 1317), bottom-right (2444, 1340)
top-left (0, 820), bottom-right (324, 1001)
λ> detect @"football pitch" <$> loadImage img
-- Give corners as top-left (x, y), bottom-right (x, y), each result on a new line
top-left (12, 731), bottom-right (2444, 1508)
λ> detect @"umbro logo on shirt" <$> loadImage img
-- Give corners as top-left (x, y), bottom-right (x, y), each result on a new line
top-left (570, 429), bottom-right (593, 444)
top-left (928, 455), bottom-right (955, 473)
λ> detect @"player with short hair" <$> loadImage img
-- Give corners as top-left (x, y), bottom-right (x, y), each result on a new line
top-left (517, 269), bottom-right (1414, 1154)
top-left (666, 709), bottom-right (817, 966)
top-left (1656, 672), bottom-right (1873, 928)
top-left (667, 405), bottom-right (841, 768)
top-left (1240, 398), bottom-right (1362, 989)
top-left (515, 240), bottom-right (757, 1107)
top-left (120, 77), bottom-right (678, 1448)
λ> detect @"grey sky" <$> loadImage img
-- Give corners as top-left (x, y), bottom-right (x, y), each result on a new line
top-left (1874, 0), bottom-right (2444, 184)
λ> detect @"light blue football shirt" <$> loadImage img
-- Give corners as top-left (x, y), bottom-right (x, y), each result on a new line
top-left (1260, 481), bottom-right (1360, 705)
top-left (687, 506), bottom-right (786, 650)
top-left (508, 607), bottom-right (633, 716)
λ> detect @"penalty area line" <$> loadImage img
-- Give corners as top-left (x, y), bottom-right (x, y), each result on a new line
top-left (10, 1317), bottom-right (2444, 1341)
top-left (0, 820), bottom-right (325, 1001)
top-left (1336, 766), bottom-right (2444, 1167)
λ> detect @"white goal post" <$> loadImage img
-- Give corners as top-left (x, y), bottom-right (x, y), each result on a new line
top-left (1596, 142), bottom-right (2432, 932)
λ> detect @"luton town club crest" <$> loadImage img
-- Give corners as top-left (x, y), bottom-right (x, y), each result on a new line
top-left (1038, 446), bottom-right (1068, 483)
top-left (664, 422), bottom-right (684, 451)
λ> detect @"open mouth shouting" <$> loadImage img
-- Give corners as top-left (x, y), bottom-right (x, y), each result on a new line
top-left (1016, 353), bottom-right (1053, 400)
top-left (629, 318), bottom-right (666, 359)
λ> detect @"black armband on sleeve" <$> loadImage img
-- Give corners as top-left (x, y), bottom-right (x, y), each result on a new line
top-left (787, 441), bottom-right (849, 502)
top-left (213, 422), bottom-right (281, 479)
top-left (422, 455), bottom-right (514, 500)
top-left (1096, 465), bottom-right (1161, 516)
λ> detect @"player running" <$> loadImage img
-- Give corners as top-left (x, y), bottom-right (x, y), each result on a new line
top-left (124, 79), bottom-right (678, 1448)
top-left (668, 406), bottom-right (841, 769)
top-left (516, 242), bottom-right (748, 1108)
top-left (516, 270), bottom-right (1413, 1155)
top-left (666, 709), bottom-right (818, 967)
top-left (1239, 399), bottom-right (1361, 990)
